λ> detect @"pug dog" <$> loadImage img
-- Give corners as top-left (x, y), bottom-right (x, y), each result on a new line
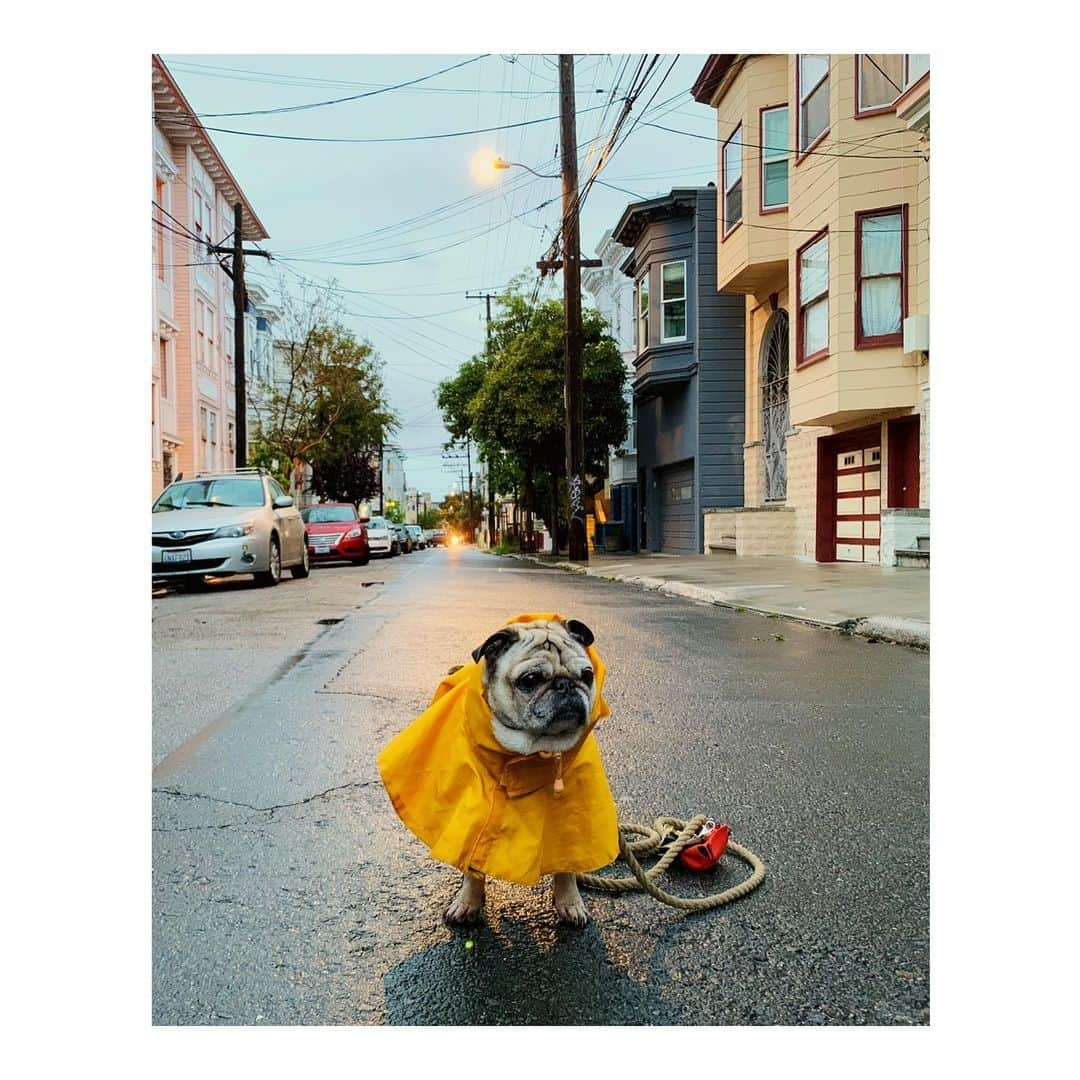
top-left (445, 617), bottom-right (599, 926)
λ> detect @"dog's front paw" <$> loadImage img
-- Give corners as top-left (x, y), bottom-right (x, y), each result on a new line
top-left (445, 874), bottom-right (486, 925)
top-left (552, 873), bottom-right (589, 927)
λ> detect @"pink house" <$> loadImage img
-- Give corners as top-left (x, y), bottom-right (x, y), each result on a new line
top-left (151, 55), bottom-right (270, 498)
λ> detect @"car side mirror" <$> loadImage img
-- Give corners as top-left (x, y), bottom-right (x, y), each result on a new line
top-left (273, 495), bottom-right (294, 509)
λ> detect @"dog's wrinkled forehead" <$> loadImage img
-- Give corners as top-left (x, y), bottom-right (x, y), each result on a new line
top-left (471, 618), bottom-right (594, 674)
top-left (501, 623), bottom-right (589, 671)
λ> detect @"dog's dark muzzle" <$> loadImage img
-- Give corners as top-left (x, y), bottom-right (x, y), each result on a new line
top-left (543, 679), bottom-right (588, 734)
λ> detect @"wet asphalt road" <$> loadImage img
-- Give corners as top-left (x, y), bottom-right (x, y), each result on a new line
top-left (152, 545), bottom-right (929, 1026)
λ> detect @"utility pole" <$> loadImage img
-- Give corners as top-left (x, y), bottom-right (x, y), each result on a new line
top-left (209, 202), bottom-right (270, 470)
top-left (559, 54), bottom-right (588, 562)
top-left (466, 289), bottom-right (500, 548)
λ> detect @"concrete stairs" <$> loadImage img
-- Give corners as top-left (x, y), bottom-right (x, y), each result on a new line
top-left (895, 535), bottom-right (929, 568)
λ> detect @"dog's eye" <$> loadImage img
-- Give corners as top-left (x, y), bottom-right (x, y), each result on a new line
top-left (516, 671), bottom-right (544, 691)
top-left (580, 668), bottom-right (594, 686)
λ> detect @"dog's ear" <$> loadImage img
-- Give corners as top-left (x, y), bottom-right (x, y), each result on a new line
top-left (471, 628), bottom-right (518, 666)
top-left (564, 619), bottom-right (595, 648)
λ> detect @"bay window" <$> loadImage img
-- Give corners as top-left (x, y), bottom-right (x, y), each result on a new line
top-left (722, 125), bottom-right (742, 235)
top-left (798, 55), bottom-right (829, 155)
top-left (797, 230), bottom-right (829, 364)
top-left (193, 189), bottom-right (213, 254)
top-left (159, 338), bottom-right (169, 400)
top-left (856, 207), bottom-right (906, 347)
top-left (195, 298), bottom-right (206, 367)
top-left (155, 177), bottom-right (167, 280)
top-left (637, 273), bottom-right (649, 353)
top-left (760, 106), bottom-right (788, 210)
top-left (660, 260), bottom-right (687, 342)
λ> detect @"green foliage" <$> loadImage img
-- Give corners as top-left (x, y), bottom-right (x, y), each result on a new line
top-left (385, 504), bottom-right (405, 525)
top-left (246, 442), bottom-right (293, 491)
top-left (494, 536), bottom-right (521, 555)
top-left (434, 281), bottom-right (628, 536)
top-left (417, 508), bottom-right (441, 530)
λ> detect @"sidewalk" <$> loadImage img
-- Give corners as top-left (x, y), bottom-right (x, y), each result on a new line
top-left (510, 551), bottom-right (929, 648)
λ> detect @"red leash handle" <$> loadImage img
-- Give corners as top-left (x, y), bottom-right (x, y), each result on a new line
top-left (678, 822), bottom-right (730, 872)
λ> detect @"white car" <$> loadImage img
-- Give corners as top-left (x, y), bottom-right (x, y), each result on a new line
top-left (152, 469), bottom-right (309, 587)
top-left (363, 516), bottom-right (398, 557)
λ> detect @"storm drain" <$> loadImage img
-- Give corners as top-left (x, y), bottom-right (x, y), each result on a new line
top-left (317, 617), bottom-right (345, 626)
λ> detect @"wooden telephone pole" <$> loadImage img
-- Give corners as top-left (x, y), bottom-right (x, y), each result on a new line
top-left (559, 54), bottom-right (588, 562)
top-left (209, 202), bottom-right (270, 469)
top-left (466, 289), bottom-right (500, 545)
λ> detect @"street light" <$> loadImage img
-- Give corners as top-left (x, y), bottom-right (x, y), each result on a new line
top-left (492, 156), bottom-right (559, 180)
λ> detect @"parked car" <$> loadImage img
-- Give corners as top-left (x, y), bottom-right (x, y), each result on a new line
top-left (301, 503), bottom-right (369, 566)
top-left (364, 516), bottom-right (397, 557)
top-left (393, 523), bottom-right (414, 554)
top-left (429, 528), bottom-right (447, 546)
top-left (405, 524), bottom-right (426, 550)
top-left (152, 469), bottom-right (309, 587)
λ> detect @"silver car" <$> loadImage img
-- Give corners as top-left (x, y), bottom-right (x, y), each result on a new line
top-left (152, 469), bottom-right (310, 587)
top-left (364, 516), bottom-right (397, 557)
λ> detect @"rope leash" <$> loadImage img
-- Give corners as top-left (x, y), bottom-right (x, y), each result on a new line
top-left (576, 815), bottom-right (766, 912)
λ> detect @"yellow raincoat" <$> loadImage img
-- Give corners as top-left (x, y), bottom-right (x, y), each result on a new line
top-left (377, 613), bottom-right (619, 886)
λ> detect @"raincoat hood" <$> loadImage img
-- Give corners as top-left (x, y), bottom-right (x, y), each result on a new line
top-left (377, 613), bottom-right (619, 886)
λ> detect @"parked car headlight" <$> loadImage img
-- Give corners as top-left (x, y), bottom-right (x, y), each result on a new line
top-left (345, 528), bottom-right (364, 539)
top-left (212, 521), bottom-right (255, 539)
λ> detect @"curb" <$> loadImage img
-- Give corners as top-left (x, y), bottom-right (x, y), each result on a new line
top-left (498, 552), bottom-right (929, 649)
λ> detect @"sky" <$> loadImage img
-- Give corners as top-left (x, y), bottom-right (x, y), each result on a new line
top-left (162, 54), bottom-right (717, 501)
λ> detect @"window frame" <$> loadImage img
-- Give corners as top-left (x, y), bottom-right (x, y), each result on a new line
top-left (854, 204), bottom-right (908, 349)
top-left (795, 227), bottom-right (830, 368)
top-left (855, 54), bottom-right (910, 119)
top-left (795, 55), bottom-right (830, 165)
top-left (759, 104), bottom-right (789, 214)
top-left (155, 176), bottom-right (168, 282)
top-left (637, 272), bottom-right (650, 355)
top-left (195, 297), bottom-right (207, 368)
top-left (659, 259), bottom-right (688, 344)
top-left (721, 124), bottom-right (743, 238)
top-left (159, 337), bottom-right (170, 401)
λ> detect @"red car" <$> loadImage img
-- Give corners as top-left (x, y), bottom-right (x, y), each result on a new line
top-left (301, 503), bottom-right (370, 565)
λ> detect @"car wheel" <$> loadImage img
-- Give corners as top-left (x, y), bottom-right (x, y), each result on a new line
top-left (291, 543), bottom-right (310, 579)
top-left (352, 555), bottom-right (370, 566)
top-left (391, 541), bottom-right (400, 556)
top-left (255, 535), bottom-right (282, 587)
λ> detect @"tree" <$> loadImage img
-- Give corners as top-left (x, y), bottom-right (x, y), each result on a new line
top-left (417, 508), bottom-right (441, 530)
top-left (464, 284), bottom-right (628, 536)
top-left (248, 278), bottom-right (396, 496)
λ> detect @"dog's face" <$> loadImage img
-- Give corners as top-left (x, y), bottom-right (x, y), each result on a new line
top-left (472, 619), bottom-right (597, 755)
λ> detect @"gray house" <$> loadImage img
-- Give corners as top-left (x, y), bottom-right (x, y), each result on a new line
top-left (612, 187), bottom-right (745, 554)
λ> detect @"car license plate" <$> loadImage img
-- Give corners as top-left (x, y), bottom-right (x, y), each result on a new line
top-left (314, 544), bottom-right (330, 554)
top-left (163, 549), bottom-right (191, 563)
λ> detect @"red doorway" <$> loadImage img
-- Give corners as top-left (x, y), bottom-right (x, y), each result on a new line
top-left (888, 416), bottom-right (921, 509)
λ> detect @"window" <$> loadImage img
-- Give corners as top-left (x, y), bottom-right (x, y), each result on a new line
top-left (856, 207), bottom-right (906, 347)
top-left (797, 230), bottom-right (829, 364)
top-left (159, 338), bottom-right (169, 400)
top-left (227, 422), bottom-right (235, 454)
top-left (195, 298), bottom-right (206, 367)
top-left (660, 261), bottom-right (687, 342)
top-left (722, 125), bottom-right (742, 235)
top-left (224, 322), bottom-right (234, 383)
top-left (798, 55), bottom-right (829, 154)
top-left (155, 177), bottom-right (167, 280)
top-left (202, 301), bottom-right (216, 371)
top-left (857, 54), bottom-right (906, 114)
top-left (193, 189), bottom-right (213, 254)
top-left (208, 410), bottom-right (218, 470)
top-left (760, 106), bottom-right (789, 211)
top-left (637, 273), bottom-right (649, 353)
top-left (199, 406), bottom-right (209, 466)
top-left (906, 54), bottom-right (929, 87)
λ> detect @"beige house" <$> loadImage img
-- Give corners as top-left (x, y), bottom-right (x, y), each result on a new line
top-left (692, 54), bottom-right (930, 565)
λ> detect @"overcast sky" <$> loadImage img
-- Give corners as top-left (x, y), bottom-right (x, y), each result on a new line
top-left (163, 54), bottom-right (716, 501)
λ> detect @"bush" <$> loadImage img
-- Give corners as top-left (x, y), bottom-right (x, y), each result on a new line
top-left (494, 536), bottom-right (521, 555)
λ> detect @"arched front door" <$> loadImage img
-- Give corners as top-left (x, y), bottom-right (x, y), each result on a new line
top-left (760, 309), bottom-right (790, 502)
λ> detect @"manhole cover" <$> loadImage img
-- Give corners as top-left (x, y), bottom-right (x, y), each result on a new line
top-left (317, 617), bottom-right (344, 625)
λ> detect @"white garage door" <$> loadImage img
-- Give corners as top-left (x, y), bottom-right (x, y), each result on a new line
top-left (835, 445), bottom-right (881, 563)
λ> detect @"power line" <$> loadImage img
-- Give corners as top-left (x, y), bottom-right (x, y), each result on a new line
top-left (194, 55), bottom-right (489, 117)
top-left (157, 102), bottom-right (610, 145)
